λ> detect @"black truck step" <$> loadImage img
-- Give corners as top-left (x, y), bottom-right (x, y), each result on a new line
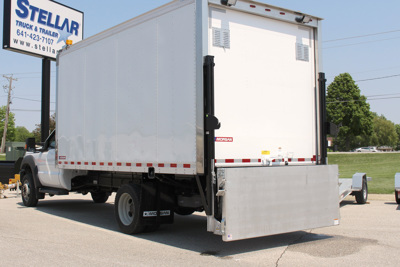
top-left (39, 187), bottom-right (69, 195)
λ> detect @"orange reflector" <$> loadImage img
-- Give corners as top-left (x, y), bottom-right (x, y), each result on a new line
top-left (66, 39), bottom-right (73, 45)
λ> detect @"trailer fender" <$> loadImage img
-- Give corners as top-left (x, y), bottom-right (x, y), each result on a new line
top-left (352, 173), bottom-right (366, 191)
top-left (395, 173), bottom-right (400, 191)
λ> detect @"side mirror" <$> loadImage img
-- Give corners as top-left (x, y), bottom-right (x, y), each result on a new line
top-left (25, 138), bottom-right (36, 152)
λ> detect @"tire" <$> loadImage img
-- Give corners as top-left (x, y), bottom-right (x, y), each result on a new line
top-left (91, 192), bottom-right (109, 203)
top-left (355, 179), bottom-right (368, 204)
top-left (174, 207), bottom-right (195, 216)
top-left (396, 191), bottom-right (400, 204)
top-left (21, 173), bottom-right (38, 207)
top-left (115, 184), bottom-right (144, 234)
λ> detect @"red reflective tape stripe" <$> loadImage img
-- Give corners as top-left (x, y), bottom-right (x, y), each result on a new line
top-left (77, 162), bottom-right (81, 165)
top-left (183, 164), bottom-right (191, 168)
top-left (225, 159), bottom-right (234, 163)
top-left (126, 163), bottom-right (132, 167)
top-left (71, 162), bottom-right (75, 165)
top-left (258, 159), bottom-right (261, 162)
top-left (64, 161), bottom-right (68, 164)
top-left (280, 12), bottom-right (285, 15)
top-left (84, 162), bottom-right (88, 165)
top-left (108, 162), bottom-right (113, 166)
top-left (242, 159), bottom-right (251, 163)
top-left (170, 163), bottom-right (177, 168)
top-left (58, 161), bottom-right (62, 164)
top-left (298, 158), bottom-right (305, 162)
top-left (288, 158), bottom-right (292, 162)
top-left (265, 8), bottom-right (271, 12)
top-left (158, 163), bottom-right (165, 167)
top-left (92, 162), bottom-right (96, 166)
top-left (136, 163), bottom-right (142, 167)
top-left (250, 5), bottom-right (256, 8)
top-left (117, 163), bottom-right (122, 166)
top-left (100, 162), bottom-right (104, 166)
top-left (147, 163), bottom-right (153, 167)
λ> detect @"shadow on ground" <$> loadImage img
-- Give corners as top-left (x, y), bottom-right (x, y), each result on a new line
top-left (17, 195), bottom-right (336, 257)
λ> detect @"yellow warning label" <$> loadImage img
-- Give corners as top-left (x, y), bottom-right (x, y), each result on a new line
top-left (261, 151), bottom-right (270, 155)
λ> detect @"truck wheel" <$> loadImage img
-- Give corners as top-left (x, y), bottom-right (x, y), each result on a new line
top-left (355, 179), bottom-right (368, 204)
top-left (115, 184), bottom-right (144, 234)
top-left (174, 207), bottom-right (195, 216)
top-left (396, 191), bottom-right (400, 204)
top-left (91, 192), bottom-right (109, 203)
top-left (21, 173), bottom-right (38, 207)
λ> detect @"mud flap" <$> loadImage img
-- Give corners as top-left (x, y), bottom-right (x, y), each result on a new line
top-left (217, 165), bottom-right (340, 241)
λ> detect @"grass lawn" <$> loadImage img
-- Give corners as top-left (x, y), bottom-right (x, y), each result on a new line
top-left (0, 154), bottom-right (5, 161)
top-left (328, 152), bottom-right (400, 194)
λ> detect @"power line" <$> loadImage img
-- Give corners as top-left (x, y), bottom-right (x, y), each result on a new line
top-left (0, 71), bottom-right (56, 76)
top-left (355, 74), bottom-right (400, 82)
top-left (13, 96), bottom-right (55, 104)
top-left (323, 29), bottom-right (400, 43)
top-left (323, 36), bottom-right (400, 49)
top-left (327, 96), bottom-right (400, 104)
top-left (11, 109), bottom-right (56, 112)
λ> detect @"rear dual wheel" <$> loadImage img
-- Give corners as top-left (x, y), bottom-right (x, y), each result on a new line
top-left (395, 191), bottom-right (400, 204)
top-left (115, 184), bottom-right (144, 234)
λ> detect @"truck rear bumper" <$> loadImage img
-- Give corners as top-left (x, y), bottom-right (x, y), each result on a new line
top-left (209, 165), bottom-right (340, 241)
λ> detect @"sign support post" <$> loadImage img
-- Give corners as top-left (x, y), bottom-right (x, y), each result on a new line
top-left (41, 58), bottom-right (51, 142)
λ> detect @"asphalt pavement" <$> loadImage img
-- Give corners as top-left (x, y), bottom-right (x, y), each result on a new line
top-left (0, 191), bottom-right (399, 266)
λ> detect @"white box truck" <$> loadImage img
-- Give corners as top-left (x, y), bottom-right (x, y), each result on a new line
top-left (20, 0), bottom-right (340, 241)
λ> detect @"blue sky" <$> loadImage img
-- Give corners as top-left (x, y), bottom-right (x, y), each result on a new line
top-left (1, 0), bottom-right (399, 131)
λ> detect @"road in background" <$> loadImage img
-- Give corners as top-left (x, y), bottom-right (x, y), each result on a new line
top-left (0, 192), bottom-right (399, 266)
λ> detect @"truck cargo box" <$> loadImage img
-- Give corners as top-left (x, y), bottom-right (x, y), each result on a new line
top-left (57, 0), bottom-right (323, 175)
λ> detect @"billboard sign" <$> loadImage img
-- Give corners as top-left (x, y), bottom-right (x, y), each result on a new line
top-left (3, 0), bottom-right (84, 60)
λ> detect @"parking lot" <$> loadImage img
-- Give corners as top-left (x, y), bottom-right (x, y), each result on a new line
top-left (0, 191), bottom-right (399, 266)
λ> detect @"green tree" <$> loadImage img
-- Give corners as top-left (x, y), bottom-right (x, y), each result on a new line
top-left (0, 105), bottom-right (16, 143)
top-left (32, 113), bottom-right (56, 142)
top-left (369, 114), bottom-right (398, 148)
top-left (14, 126), bottom-right (33, 142)
top-left (327, 73), bottom-right (373, 151)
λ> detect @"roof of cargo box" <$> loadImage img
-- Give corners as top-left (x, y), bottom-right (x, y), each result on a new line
top-left (58, 0), bottom-right (322, 57)
top-left (209, 0), bottom-right (323, 21)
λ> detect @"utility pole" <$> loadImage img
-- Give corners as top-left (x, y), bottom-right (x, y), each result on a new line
top-left (1, 75), bottom-right (17, 153)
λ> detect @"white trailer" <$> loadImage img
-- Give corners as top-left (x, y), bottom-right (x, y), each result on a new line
top-left (20, 0), bottom-right (340, 241)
